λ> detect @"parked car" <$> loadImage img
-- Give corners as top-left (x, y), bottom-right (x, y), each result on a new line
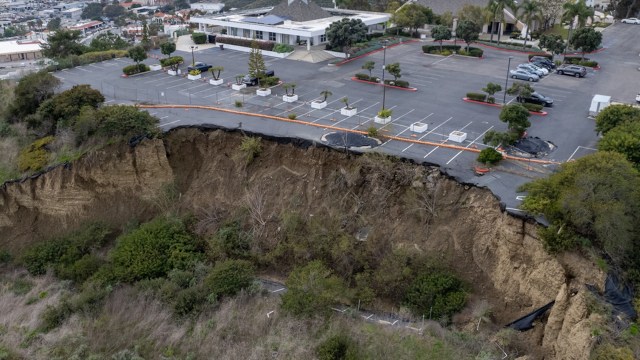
top-left (510, 69), bottom-right (540, 82)
top-left (556, 64), bottom-right (587, 77)
top-left (517, 92), bottom-right (554, 107)
top-left (621, 18), bottom-right (640, 24)
top-left (187, 62), bottom-right (212, 73)
top-left (518, 63), bottom-right (548, 76)
top-left (529, 56), bottom-right (556, 69)
top-left (242, 70), bottom-right (275, 86)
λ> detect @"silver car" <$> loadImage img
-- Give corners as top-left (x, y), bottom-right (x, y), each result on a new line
top-left (621, 18), bottom-right (640, 24)
top-left (510, 69), bottom-right (540, 82)
top-left (518, 63), bottom-right (547, 76)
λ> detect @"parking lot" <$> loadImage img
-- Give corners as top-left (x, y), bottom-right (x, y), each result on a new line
top-left (54, 23), bottom-right (640, 210)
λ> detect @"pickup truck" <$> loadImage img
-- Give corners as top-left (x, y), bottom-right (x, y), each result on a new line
top-left (243, 70), bottom-right (275, 86)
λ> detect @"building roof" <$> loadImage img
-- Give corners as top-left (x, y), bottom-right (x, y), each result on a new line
top-left (68, 20), bottom-right (102, 30)
top-left (269, 0), bottom-right (330, 22)
top-left (0, 39), bottom-right (44, 55)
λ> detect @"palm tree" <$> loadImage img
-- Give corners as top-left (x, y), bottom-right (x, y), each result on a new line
top-left (517, 0), bottom-right (541, 48)
top-left (320, 90), bottom-right (332, 102)
top-left (487, 0), bottom-right (517, 43)
top-left (562, 0), bottom-right (594, 48)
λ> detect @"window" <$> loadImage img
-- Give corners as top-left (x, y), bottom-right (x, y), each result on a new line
top-left (243, 29), bottom-right (250, 38)
top-left (320, 34), bottom-right (326, 42)
top-left (255, 30), bottom-right (263, 39)
top-left (269, 32), bottom-right (276, 41)
top-left (230, 27), bottom-right (238, 36)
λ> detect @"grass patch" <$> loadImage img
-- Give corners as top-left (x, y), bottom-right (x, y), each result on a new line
top-left (542, 24), bottom-right (569, 40)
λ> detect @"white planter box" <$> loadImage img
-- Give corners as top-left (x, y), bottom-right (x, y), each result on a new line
top-left (232, 83), bottom-right (246, 91)
top-left (209, 78), bottom-right (224, 86)
top-left (448, 131), bottom-right (468, 143)
top-left (256, 88), bottom-right (271, 96)
top-left (311, 100), bottom-right (327, 109)
top-left (410, 122), bottom-right (429, 133)
top-left (341, 107), bottom-right (357, 116)
top-left (188, 74), bottom-right (202, 80)
top-left (374, 116), bottom-right (391, 124)
top-left (149, 64), bottom-right (162, 71)
top-left (168, 69), bottom-right (181, 76)
top-left (283, 94), bottom-right (298, 102)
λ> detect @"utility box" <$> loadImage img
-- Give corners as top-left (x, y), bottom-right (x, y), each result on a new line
top-left (589, 94), bottom-right (611, 116)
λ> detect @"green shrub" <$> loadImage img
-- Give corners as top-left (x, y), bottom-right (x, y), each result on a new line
top-left (191, 32), bottom-right (207, 45)
top-left (578, 60), bottom-right (598, 67)
top-left (111, 217), bottom-right (201, 282)
top-left (477, 148), bottom-right (503, 165)
top-left (208, 221), bottom-right (252, 259)
top-left (94, 104), bottom-right (160, 139)
top-left (521, 103), bottom-right (544, 112)
top-left (528, 53), bottom-right (552, 61)
top-left (159, 56), bottom-right (183, 69)
top-left (367, 126), bottom-right (378, 138)
top-left (422, 45), bottom-right (460, 53)
top-left (0, 250), bottom-right (11, 264)
top-left (273, 43), bottom-right (294, 53)
top-left (40, 283), bottom-right (110, 331)
top-left (316, 334), bottom-right (361, 360)
top-left (404, 271), bottom-right (467, 321)
top-left (79, 50), bottom-right (128, 63)
top-left (238, 136), bottom-right (262, 164)
top-left (288, 113), bottom-right (297, 120)
top-left (354, 73), bottom-right (370, 81)
top-left (591, 343), bottom-right (634, 360)
top-left (390, 79), bottom-right (410, 88)
top-left (234, 100), bottom-right (243, 108)
top-left (122, 63), bottom-right (150, 75)
top-left (56, 254), bottom-right (103, 283)
top-left (466, 93), bottom-right (487, 102)
top-left (263, 76), bottom-right (280, 86)
top-left (17, 136), bottom-right (54, 172)
top-left (204, 259), bottom-right (255, 299)
top-left (216, 36), bottom-right (275, 51)
top-left (281, 261), bottom-right (345, 317)
top-left (467, 47), bottom-right (483, 57)
top-left (173, 286), bottom-right (207, 316)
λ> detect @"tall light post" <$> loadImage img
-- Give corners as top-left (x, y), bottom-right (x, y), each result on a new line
top-left (190, 45), bottom-right (198, 66)
top-left (503, 56), bottom-right (513, 105)
top-left (381, 40), bottom-right (388, 110)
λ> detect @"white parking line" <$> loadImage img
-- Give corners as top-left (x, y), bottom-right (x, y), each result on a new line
top-left (352, 105), bottom-right (397, 129)
top-left (445, 126), bottom-right (494, 165)
top-left (402, 116), bottom-right (450, 152)
top-left (299, 97), bottom-right (344, 117)
top-left (88, 64), bottom-right (105, 70)
top-left (75, 66), bottom-right (91, 72)
top-left (334, 101), bottom-right (378, 127)
top-left (165, 81), bottom-right (190, 90)
top-left (423, 121), bottom-right (472, 159)
top-left (311, 99), bottom-right (364, 123)
top-left (159, 119), bottom-right (182, 127)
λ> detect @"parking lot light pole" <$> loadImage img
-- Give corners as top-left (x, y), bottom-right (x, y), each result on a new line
top-left (503, 56), bottom-right (513, 105)
top-left (190, 46), bottom-right (198, 66)
top-left (381, 40), bottom-right (388, 110)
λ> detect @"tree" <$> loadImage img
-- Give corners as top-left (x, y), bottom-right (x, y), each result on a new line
top-left (8, 71), bottom-right (60, 123)
top-left (431, 25), bottom-right (452, 52)
top-left (562, 0), bottom-right (594, 50)
top-left (483, 130), bottom-right (519, 146)
top-left (538, 0), bottom-right (565, 30)
top-left (89, 31), bottom-right (129, 51)
top-left (599, 121), bottom-right (640, 166)
top-left (482, 82), bottom-right (502, 103)
top-left (392, 3), bottom-right (428, 35)
top-left (248, 41), bottom-right (266, 88)
top-left (486, 0), bottom-right (517, 43)
top-left (95, 105), bottom-right (160, 139)
top-left (209, 66), bottom-right (223, 80)
top-left (437, 11), bottom-right (454, 27)
top-left (46, 18), bottom-right (61, 31)
top-left (595, 104), bottom-right (640, 135)
top-left (174, 0), bottom-right (190, 10)
top-left (507, 82), bottom-right (534, 102)
top-left (43, 85), bottom-right (105, 129)
top-left (103, 4), bottom-right (125, 19)
top-left (458, 4), bottom-right (490, 26)
top-left (204, 259), bottom-right (255, 299)
top-left (320, 90), bottom-right (332, 102)
top-left (455, 20), bottom-right (481, 51)
top-left (141, 19), bottom-right (150, 49)
top-left (499, 104), bottom-right (531, 135)
top-left (81, 2), bottom-right (104, 20)
top-left (385, 62), bottom-right (401, 80)
top-left (517, 0), bottom-right (541, 48)
top-left (128, 45), bottom-right (147, 66)
top-left (362, 61), bottom-right (375, 77)
top-left (477, 147), bottom-right (503, 164)
top-left (41, 29), bottom-right (86, 58)
top-left (570, 27), bottom-right (602, 59)
top-left (539, 34), bottom-right (566, 56)
top-left (325, 18), bottom-right (367, 52)
top-left (281, 261), bottom-right (346, 317)
top-left (404, 271), bottom-right (467, 320)
top-left (160, 42), bottom-right (176, 58)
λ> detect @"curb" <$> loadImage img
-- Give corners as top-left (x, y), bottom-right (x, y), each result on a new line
top-left (462, 98), bottom-right (548, 116)
top-left (351, 77), bottom-right (418, 92)
top-left (335, 39), bottom-right (420, 66)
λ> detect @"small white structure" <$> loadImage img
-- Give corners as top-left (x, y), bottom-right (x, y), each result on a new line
top-left (210, 78), bottom-right (224, 85)
top-left (149, 64), bottom-right (162, 71)
top-left (410, 122), bottom-right (428, 133)
top-left (256, 88), bottom-right (271, 96)
top-left (341, 107), bottom-right (357, 116)
top-left (232, 83), bottom-right (246, 90)
top-left (311, 100), bottom-right (327, 109)
top-left (589, 94), bottom-right (611, 116)
top-left (448, 131), bottom-right (467, 143)
top-left (168, 69), bottom-right (181, 76)
top-left (188, 73), bottom-right (202, 80)
top-left (374, 115), bottom-right (391, 124)
top-left (283, 94), bottom-right (298, 102)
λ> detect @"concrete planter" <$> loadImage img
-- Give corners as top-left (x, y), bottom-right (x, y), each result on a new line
top-left (232, 83), bottom-right (246, 91)
top-left (374, 115), bottom-right (391, 124)
top-left (256, 88), bottom-right (271, 96)
top-left (410, 122), bottom-right (428, 133)
top-left (188, 74), bottom-right (202, 80)
top-left (283, 94), bottom-right (298, 102)
top-left (341, 107), bottom-right (357, 116)
top-left (149, 64), bottom-right (162, 71)
top-left (311, 100), bottom-right (327, 109)
top-left (448, 131), bottom-right (468, 143)
top-left (209, 79), bottom-right (224, 86)
top-left (168, 69), bottom-right (181, 76)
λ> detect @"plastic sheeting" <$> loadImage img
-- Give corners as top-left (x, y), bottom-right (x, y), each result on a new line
top-left (586, 274), bottom-right (637, 321)
top-left (505, 301), bottom-right (555, 331)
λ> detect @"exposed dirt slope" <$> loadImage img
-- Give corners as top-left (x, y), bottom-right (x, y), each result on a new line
top-left (0, 128), bottom-right (605, 359)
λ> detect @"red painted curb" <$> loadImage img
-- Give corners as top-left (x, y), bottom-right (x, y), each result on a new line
top-left (121, 74), bottom-right (128, 78)
top-left (462, 98), bottom-right (547, 116)
top-left (351, 77), bottom-right (418, 92)
top-left (335, 39), bottom-right (420, 66)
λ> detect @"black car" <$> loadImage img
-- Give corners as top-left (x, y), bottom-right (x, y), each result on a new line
top-left (532, 60), bottom-right (554, 70)
top-left (242, 70), bottom-right (275, 86)
top-left (187, 62), bottom-right (212, 73)
top-left (517, 92), bottom-right (554, 107)
top-left (529, 56), bottom-right (556, 69)
top-left (556, 64), bottom-right (587, 77)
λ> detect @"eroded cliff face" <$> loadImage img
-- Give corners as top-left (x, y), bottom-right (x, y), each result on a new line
top-left (0, 128), bottom-right (605, 359)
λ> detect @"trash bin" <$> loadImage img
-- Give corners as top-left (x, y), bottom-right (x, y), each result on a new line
top-left (219, 44), bottom-right (224, 50)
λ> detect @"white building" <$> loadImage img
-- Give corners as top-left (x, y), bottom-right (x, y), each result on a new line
top-left (0, 39), bottom-right (44, 62)
top-left (61, 7), bottom-right (82, 20)
top-left (190, 0), bottom-right (390, 51)
top-left (190, 2), bottom-right (224, 14)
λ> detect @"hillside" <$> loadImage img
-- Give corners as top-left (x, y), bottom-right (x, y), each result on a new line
top-left (0, 127), bottom-right (613, 359)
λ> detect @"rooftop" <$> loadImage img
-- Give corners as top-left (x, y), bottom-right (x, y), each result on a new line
top-left (0, 39), bottom-right (44, 55)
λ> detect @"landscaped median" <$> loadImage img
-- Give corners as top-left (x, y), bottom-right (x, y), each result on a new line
top-left (351, 74), bottom-right (417, 92)
top-left (422, 45), bottom-right (484, 58)
top-left (463, 93), bottom-right (547, 116)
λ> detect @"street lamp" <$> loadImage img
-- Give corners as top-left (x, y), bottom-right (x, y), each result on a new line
top-left (190, 45), bottom-right (198, 66)
top-left (503, 56), bottom-right (513, 105)
top-left (381, 40), bottom-right (388, 110)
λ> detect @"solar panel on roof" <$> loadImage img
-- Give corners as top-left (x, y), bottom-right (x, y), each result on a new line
top-left (242, 15), bottom-right (288, 25)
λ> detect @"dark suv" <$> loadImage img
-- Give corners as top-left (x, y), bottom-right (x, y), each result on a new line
top-left (556, 64), bottom-right (587, 77)
top-left (187, 62), bottom-right (212, 73)
top-left (517, 92), bottom-right (554, 107)
top-left (529, 56), bottom-right (556, 69)
top-left (243, 70), bottom-right (275, 86)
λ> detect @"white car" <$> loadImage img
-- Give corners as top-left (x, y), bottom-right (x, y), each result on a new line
top-left (517, 63), bottom-right (547, 77)
top-left (621, 18), bottom-right (640, 24)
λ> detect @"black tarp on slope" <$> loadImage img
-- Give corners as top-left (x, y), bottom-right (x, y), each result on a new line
top-left (505, 301), bottom-right (555, 331)
top-left (586, 274), bottom-right (637, 321)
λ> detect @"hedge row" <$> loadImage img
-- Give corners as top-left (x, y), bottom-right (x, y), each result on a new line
top-left (528, 53), bottom-right (553, 60)
top-left (47, 50), bottom-right (129, 71)
top-left (355, 73), bottom-right (380, 82)
top-left (215, 36), bottom-right (275, 51)
top-left (458, 47), bottom-right (483, 57)
top-left (422, 45), bottom-right (461, 53)
top-left (123, 63), bottom-right (150, 75)
top-left (272, 43), bottom-right (294, 53)
top-left (192, 32), bottom-right (207, 44)
top-left (466, 92), bottom-right (487, 102)
top-left (521, 103), bottom-right (544, 112)
top-left (564, 56), bottom-right (598, 67)
top-left (383, 79), bottom-right (410, 88)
